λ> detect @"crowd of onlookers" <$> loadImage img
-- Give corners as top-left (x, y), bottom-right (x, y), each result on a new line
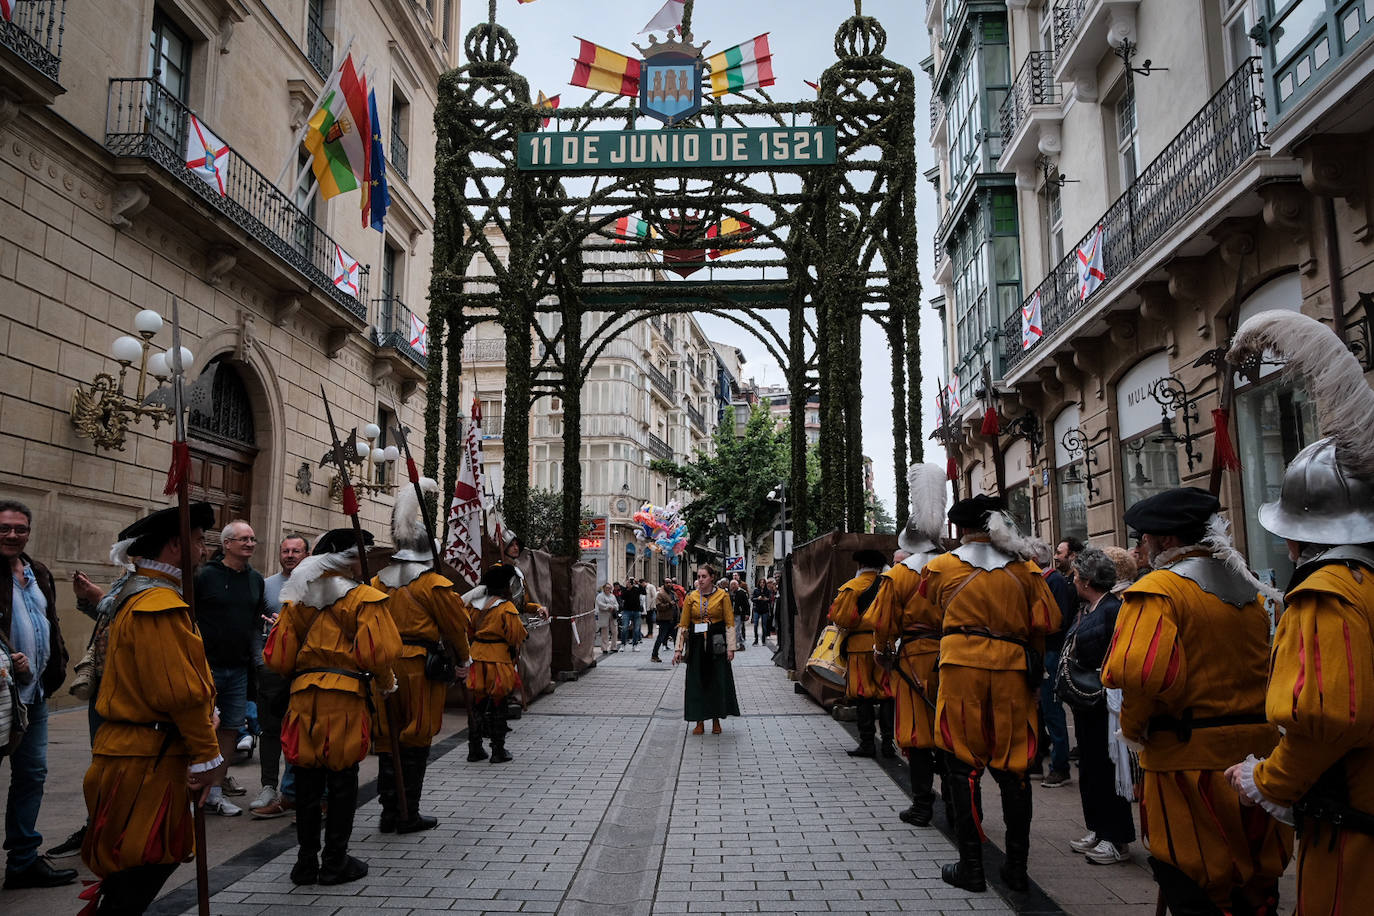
top-left (594, 573), bottom-right (779, 661)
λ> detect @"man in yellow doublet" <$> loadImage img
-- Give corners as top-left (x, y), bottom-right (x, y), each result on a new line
top-left (81, 502), bottom-right (224, 914)
top-left (1103, 487), bottom-right (1291, 915)
top-left (466, 563), bottom-right (528, 763)
top-left (265, 527), bottom-right (401, 888)
top-left (924, 494), bottom-right (1059, 894)
top-left (371, 479), bottom-right (471, 832)
top-left (828, 549), bottom-right (895, 758)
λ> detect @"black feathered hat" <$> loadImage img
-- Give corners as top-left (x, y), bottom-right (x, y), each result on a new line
top-left (480, 563), bottom-right (519, 592)
top-left (852, 548), bottom-right (888, 569)
top-left (1123, 487), bottom-right (1220, 539)
top-left (947, 494), bottom-right (1004, 530)
top-left (313, 528), bottom-right (374, 555)
top-left (118, 502), bottom-right (216, 542)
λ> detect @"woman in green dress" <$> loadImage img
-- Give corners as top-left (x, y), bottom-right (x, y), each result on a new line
top-left (672, 564), bottom-right (741, 734)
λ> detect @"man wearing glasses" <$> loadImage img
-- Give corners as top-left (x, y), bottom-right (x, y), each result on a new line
top-left (194, 519), bottom-right (266, 815)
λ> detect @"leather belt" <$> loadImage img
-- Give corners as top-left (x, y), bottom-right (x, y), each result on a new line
top-left (1147, 709), bottom-right (1267, 742)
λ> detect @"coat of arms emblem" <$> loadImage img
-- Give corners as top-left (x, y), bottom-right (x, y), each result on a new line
top-left (633, 33), bottom-right (706, 127)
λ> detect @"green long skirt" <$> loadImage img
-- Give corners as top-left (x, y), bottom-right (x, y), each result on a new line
top-left (683, 630), bottom-right (741, 722)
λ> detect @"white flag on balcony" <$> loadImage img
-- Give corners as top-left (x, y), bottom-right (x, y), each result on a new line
top-left (1021, 290), bottom-right (1044, 350)
top-left (1077, 224), bottom-right (1106, 301)
top-left (333, 244), bottom-right (360, 298)
top-left (185, 115), bottom-right (230, 197)
top-left (409, 313), bottom-right (428, 355)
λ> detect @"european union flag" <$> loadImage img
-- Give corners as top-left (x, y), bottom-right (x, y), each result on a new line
top-left (366, 88), bottom-right (390, 232)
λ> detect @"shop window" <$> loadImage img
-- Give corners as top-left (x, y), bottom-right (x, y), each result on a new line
top-left (1120, 437), bottom-right (1180, 511)
top-left (1055, 472), bottom-right (1088, 543)
top-left (1236, 377), bottom-right (1317, 589)
top-left (1005, 482), bottom-right (1031, 536)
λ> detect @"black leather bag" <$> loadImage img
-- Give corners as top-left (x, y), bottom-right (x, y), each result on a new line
top-left (1055, 634), bottom-right (1104, 709)
top-left (423, 645), bottom-right (456, 682)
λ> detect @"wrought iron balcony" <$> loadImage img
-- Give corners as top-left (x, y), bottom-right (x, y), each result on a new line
top-left (462, 338), bottom-right (507, 363)
top-left (373, 296), bottom-right (426, 371)
top-left (685, 402), bottom-right (706, 432)
top-left (104, 78), bottom-right (369, 320)
top-left (647, 363), bottom-right (674, 400)
top-left (0, 0), bottom-right (65, 87)
top-left (999, 51), bottom-right (1061, 150)
top-left (1003, 58), bottom-right (1267, 374)
top-left (664, 322), bottom-right (675, 346)
top-left (930, 93), bottom-right (945, 136)
top-left (306, 9), bottom-right (332, 80)
top-left (1053, 0), bottom-right (1090, 53)
top-left (646, 432), bottom-right (672, 462)
top-left (390, 133), bottom-right (409, 181)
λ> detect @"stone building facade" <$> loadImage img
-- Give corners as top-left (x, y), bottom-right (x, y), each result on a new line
top-left (0, 0), bottom-right (458, 702)
top-left (926, 0), bottom-right (1374, 591)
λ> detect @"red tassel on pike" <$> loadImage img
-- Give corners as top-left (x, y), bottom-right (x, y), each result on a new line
top-left (163, 440), bottom-right (190, 495)
top-left (406, 457), bottom-right (420, 483)
top-left (980, 405), bottom-right (999, 436)
top-left (1211, 408), bottom-right (1241, 471)
top-left (947, 455), bottom-right (958, 481)
top-left (341, 484), bottom-right (360, 517)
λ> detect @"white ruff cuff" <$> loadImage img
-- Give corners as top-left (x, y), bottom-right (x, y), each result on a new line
top-left (1238, 755), bottom-right (1295, 826)
top-left (190, 755), bottom-right (224, 773)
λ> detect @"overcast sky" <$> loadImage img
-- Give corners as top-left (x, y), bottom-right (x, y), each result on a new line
top-left (459, 0), bottom-right (947, 516)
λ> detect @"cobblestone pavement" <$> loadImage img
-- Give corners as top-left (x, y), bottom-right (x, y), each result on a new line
top-left (5, 637), bottom-right (1296, 914)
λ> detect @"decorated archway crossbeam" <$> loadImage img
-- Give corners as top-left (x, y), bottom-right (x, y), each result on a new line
top-left (424, 0), bottom-right (922, 555)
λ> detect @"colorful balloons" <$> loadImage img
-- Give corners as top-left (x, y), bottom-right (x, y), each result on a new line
top-left (634, 500), bottom-right (689, 556)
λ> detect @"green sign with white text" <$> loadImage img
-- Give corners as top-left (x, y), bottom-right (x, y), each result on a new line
top-left (517, 127), bottom-right (838, 172)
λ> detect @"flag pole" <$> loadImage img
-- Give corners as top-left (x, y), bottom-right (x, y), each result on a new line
top-left (276, 33), bottom-right (357, 187)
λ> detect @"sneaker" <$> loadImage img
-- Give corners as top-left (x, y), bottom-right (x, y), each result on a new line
top-left (221, 775), bottom-right (248, 796)
top-left (632, 645), bottom-right (639, 652)
top-left (45, 825), bottom-right (86, 858)
top-left (250, 785), bottom-right (278, 810)
top-left (236, 733), bottom-right (254, 753)
top-left (1041, 769), bottom-right (1071, 788)
top-left (205, 798), bottom-right (244, 817)
top-left (1069, 831), bottom-right (1099, 853)
top-left (1084, 840), bottom-right (1129, 865)
top-left (251, 796), bottom-right (294, 819)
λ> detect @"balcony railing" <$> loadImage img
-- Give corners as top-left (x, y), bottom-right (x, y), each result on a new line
top-left (664, 322), bottom-right (675, 346)
top-left (1003, 58), bottom-right (1266, 373)
top-left (104, 78), bottom-right (368, 320)
top-left (930, 94), bottom-right (945, 136)
top-left (1000, 51), bottom-right (1060, 141)
top-left (646, 432), bottom-right (672, 462)
top-left (647, 363), bottom-right (674, 400)
top-left (685, 402), bottom-right (706, 432)
top-left (1, 0), bottom-right (65, 84)
top-left (463, 338), bottom-right (507, 363)
top-left (1053, 0), bottom-right (1089, 53)
top-left (390, 133), bottom-right (409, 181)
top-left (373, 296), bottom-right (426, 371)
top-left (306, 9), bottom-right (333, 80)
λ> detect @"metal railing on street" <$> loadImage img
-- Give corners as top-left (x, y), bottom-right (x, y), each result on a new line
top-left (306, 9), bottom-right (332, 80)
top-left (373, 296), bottom-right (426, 370)
top-left (104, 78), bottom-right (369, 319)
top-left (1, 0), bottom-right (64, 84)
top-left (390, 133), bottom-right (409, 181)
top-left (1003, 59), bottom-right (1266, 373)
top-left (1000, 51), bottom-right (1060, 141)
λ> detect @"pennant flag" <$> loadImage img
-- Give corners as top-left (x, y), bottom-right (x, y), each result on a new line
top-left (1077, 224), bottom-right (1106, 301)
top-left (333, 244), bottom-right (360, 298)
top-left (804, 79), bottom-right (820, 92)
top-left (536, 90), bottom-right (561, 128)
top-left (303, 53), bottom-right (371, 200)
top-left (706, 34), bottom-right (775, 97)
top-left (570, 39), bottom-right (641, 97)
top-left (707, 210), bottom-right (754, 259)
top-left (185, 115), bottom-right (230, 197)
top-left (409, 313), bottom-right (428, 355)
top-left (363, 88), bottom-right (391, 231)
top-left (1021, 290), bottom-right (1043, 350)
top-left (611, 215), bottom-right (651, 243)
top-left (639, 0), bottom-right (685, 34)
top-left (443, 397), bottom-right (486, 588)
top-left (0, 1), bottom-right (11, 22)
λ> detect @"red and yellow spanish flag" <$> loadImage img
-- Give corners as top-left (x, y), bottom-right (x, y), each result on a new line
top-left (707, 211), bottom-right (754, 259)
top-left (536, 90), bottom-right (561, 128)
top-left (571, 38), bottom-right (641, 97)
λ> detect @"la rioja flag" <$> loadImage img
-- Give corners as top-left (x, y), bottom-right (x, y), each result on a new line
top-left (1021, 290), bottom-right (1043, 350)
top-left (1077, 224), bottom-right (1106, 301)
top-left (443, 397), bottom-right (486, 588)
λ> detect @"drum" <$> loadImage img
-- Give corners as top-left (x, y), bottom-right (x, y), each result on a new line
top-left (806, 624), bottom-right (848, 687)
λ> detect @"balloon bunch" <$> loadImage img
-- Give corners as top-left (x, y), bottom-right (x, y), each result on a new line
top-left (633, 500), bottom-right (689, 556)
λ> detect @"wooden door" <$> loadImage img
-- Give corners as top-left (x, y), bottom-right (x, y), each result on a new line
top-left (188, 439), bottom-right (254, 549)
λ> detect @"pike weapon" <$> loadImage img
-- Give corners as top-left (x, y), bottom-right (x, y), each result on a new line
top-left (936, 380), bottom-right (960, 500)
top-left (319, 386), bottom-right (408, 818)
top-left (166, 297), bottom-right (212, 916)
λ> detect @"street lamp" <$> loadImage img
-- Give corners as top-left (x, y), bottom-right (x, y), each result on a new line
top-left (767, 483), bottom-right (788, 564)
top-left (69, 308), bottom-right (185, 451)
top-left (715, 506), bottom-right (729, 571)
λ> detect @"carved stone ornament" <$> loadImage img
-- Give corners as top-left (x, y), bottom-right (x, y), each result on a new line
top-left (207, 246), bottom-right (238, 285)
top-left (273, 294), bottom-right (302, 327)
top-left (1137, 281), bottom-right (1178, 356)
top-left (1301, 135), bottom-right (1370, 242)
top-left (1260, 182), bottom-right (1318, 276)
top-left (296, 462), bottom-right (313, 495)
top-left (236, 309), bottom-right (257, 361)
top-left (1165, 257), bottom-right (1211, 340)
top-left (111, 183), bottom-right (150, 229)
top-left (325, 327), bottom-right (349, 358)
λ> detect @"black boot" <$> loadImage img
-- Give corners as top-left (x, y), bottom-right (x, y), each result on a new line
top-left (847, 700), bottom-right (877, 757)
top-left (376, 752), bottom-right (398, 833)
top-left (318, 766), bottom-right (367, 886)
top-left (291, 767), bottom-right (325, 885)
top-left (468, 699), bottom-right (488, 761)
top-left (994, 769), bottom-right (1033, 893)
top-left (879, 698), bottom-right (898, 758)
top-left (489, 699), bottom-right (513, 763)
top-left (397, 746), bottom-right (438, 833)
top-left (899, 749), bottom-right (937, 827)
top-left (940, 758), bottom-right (987, 892)
top-left (1149, 857), bottom-right (1227, 916)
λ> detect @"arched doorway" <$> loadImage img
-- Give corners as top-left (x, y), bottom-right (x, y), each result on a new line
top-left (188, 356), bottom-right (259, 548)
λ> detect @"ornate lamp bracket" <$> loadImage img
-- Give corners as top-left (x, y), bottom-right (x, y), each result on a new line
top-left (1149, 375), bottom-right (1205, 472)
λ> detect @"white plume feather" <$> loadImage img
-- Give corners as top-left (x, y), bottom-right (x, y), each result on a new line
top-left (1200, 513), bottom-right (1285, 605)
top-left (904, 463), bottom-right (948, 540)
top-left (109, 537), bottom-right (137, 571)
top-left (392, 476), bottom-right (438, 552)
top-left (986, 510), bottom-right (1034, 560)
top-left (1229, 309), bottom-right (1374, 478)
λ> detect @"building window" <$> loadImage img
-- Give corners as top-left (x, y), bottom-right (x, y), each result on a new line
top-left (390, 92), bottom-right (410, 180)
top-left (1120, 437), bottom-right (1180, 511)
top-left (1115, 81), bottom-right (1141, 186)
top-left (1236, 376), bottom-right (1317, 590)
top-left (149, 10), bottom-right (191, 102)
top-left (306, 0), bottom-right (332, 79)
top-left (1220, 0), bottom-right (1256, 72)
top-left (441, 0), bottom-right (453, 46)
top-left (1005, 482), bottom-right (1031, 536)
top-left (375, 405), bottom-right (396, 486)
top-left (991, 190), bottom-right (1021, 329)
top-left (1055, 471), bottom-right (1087, 542)
top-left (293, 152), bottom-right (317, 258)
top-left (1044, 178), bottom-right (1064, 267)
